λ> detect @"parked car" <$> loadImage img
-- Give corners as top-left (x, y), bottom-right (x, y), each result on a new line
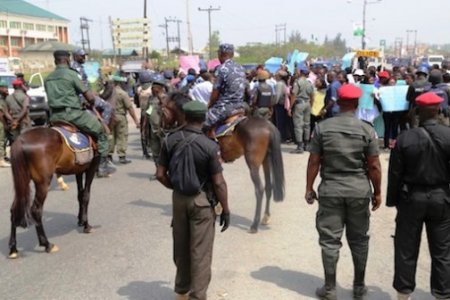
top-left (0, 72), bottom-right (49, 126)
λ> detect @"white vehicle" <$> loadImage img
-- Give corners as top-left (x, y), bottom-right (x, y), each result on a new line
top-left (0, 71), bottom-right (49, 125)
top-left (422, 55), bottom-right (445, 68)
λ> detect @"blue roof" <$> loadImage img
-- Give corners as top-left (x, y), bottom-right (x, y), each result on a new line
top-left (0, 0), bottom-right (68, 21)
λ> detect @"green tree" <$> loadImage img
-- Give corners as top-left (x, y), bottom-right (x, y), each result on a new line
top-left (206, 31), bottom-right (221, 59)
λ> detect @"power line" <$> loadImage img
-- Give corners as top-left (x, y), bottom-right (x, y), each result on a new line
top-left (198, 5), bottom-right (221, 60)
top-left (275, 24), bottom-right (286, 47)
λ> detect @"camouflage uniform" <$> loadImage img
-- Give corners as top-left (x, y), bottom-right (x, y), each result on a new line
top-left (204, 58), bottom-right (246, 128)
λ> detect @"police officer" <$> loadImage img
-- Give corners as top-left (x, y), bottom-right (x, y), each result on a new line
top-left (203, 43), bottom-right (246, 132)
top-left (108, 75), bottom-right (139, 164)
top-left (45, 50), bottom-right (113, 177)
top-left (137, 70), bottom-right (153, 159)
top-left (305, 84), bottom-right (382, 300)
top-left (428, 69), bottom-right (450, 126)
top-left (148, 74), bottom-right (166, 180)
top-left (251, 70), bottom-right (274, 120)
top-left (0, 80), bottom-right (11, 167)
top-left (71, 48), bottom-right (88, 84)
top-left (290, 66), bottom-right (314, 153)
top-left (6, 79), bottom-right (30, 142)
top-left (156, 96), bottom-right (230, 300)
top-left (387, 92), bottom-right (450, 300)
top-left (406, 66), bottom-right (431, 127)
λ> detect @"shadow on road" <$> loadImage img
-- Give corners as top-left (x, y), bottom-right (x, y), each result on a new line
top-left (117, 280), bottom-right (173, 300)
top-left (127, 172), bottom-right (152, 179)
top-left (0, 211), bottom-right (81, 257)
top-left (251, 265), bottom-right (393, 299)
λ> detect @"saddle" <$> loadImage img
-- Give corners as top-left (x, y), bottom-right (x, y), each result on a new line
top-left (51, 121), bottom-right (97, 165)
top-left (209, 110), bottom-right (247, 139)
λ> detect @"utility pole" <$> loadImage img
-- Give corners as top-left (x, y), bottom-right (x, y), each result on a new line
top-left (167, 17), bottom-right (182, 51)
top-left (159, 20), bottom-right (169, 58)
top-left (406, 30), bottom-right (410, 56)
top-left (361, 0), bottom-right (382, 50)
top-left (407, 29), bottom-right (418, 57)
top-left (275, 24), bottom-right (286, 47)
top-left (198, 5), bottom-right (221, 60)
top-left (143, 0), bottom-right (149, 61)
top-left (79, 17), bottom-right (93, 53)
top-left (186, 0), bottom-right (194, 54)
top-left (413, 30), bottom-right (418, 57)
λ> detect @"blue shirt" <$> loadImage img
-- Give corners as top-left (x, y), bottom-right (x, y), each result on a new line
top-left (213, 59), bottom-right (246, 107)
top-left (325, 79), bottom-right (341, 117)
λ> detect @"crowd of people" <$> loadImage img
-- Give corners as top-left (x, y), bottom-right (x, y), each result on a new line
top-left (1, 44), bottom-right (450, 300)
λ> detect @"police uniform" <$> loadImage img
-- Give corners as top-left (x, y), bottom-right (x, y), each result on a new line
top-left (204, 43), bottom-right (246, 129)
top-left (252, 71), bottom-right (274, 120)
top-left (308, 84), bottom-right (379, 300)
top-left (159, 101), bottom-right (223, 300)
top-left (406, 67), bottom-right (431, 127)
top-left (387, 92), bottom-right (450, 300)
top-left (45, 59), bottom-right (109, 159)
top-left (5, 83), bottom-right (30, 141)
top-left (291, 71), bottom-right (314, 152)
top-left (137, 71), bottom-right (153, 158)
top-left (109, 77), bottom-right (133, 162)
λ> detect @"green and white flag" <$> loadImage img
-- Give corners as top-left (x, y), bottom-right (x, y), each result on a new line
top-left (353, 23), bottom-right (364, 37)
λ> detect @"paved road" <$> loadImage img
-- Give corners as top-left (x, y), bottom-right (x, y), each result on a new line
top-left (0, 126), bottom-right (434, 300)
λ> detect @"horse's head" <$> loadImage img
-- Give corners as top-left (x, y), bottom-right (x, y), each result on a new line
top-left (161, 92), bottom-right (191, 129)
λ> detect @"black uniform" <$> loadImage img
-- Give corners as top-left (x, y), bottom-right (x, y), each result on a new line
top-left (159, 126), bottom-right (223, 300)
top-left (387, 119), bottom-right (450, 299)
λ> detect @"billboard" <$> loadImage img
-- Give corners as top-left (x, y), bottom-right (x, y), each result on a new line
top-left (111, 18), bottom-right (151, 49)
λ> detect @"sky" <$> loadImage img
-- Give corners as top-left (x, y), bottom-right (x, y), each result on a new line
top-left (23, 0), bottom-right (450, 53)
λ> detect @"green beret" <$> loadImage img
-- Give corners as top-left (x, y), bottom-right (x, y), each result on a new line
top-left (112, 75), bottom-right (127, 82)
top-left (182, 101), bottom-right (207, 116)
top-left (0, 80), bottom-right (8, 87)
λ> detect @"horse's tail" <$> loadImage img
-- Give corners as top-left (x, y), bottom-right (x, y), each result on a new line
top-left (10, 138), bottom-right (32, 228)
top-left (269, 124), bottom-right (285, 202)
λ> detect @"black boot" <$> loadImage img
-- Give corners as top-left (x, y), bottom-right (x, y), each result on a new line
top-left (119, 156), bottom-right (131, 164)
top-left (316, 273), bottom-right (337, 300)
top-left (290, 142), bottom-right (304, 154)
top-left (97, 157), bottom-right (116, 178)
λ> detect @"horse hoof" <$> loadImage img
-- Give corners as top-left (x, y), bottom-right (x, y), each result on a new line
top-left (8, 252), bottom-right (18, 259)
top-left (59, 183), bottom-right (69, 191)
top-left (46, 244), bottom-right (59, 253)
top-left (248, 228), bottom-right (258, 234)
top-left (261, 214), bottom-right (270, 225)
top-left (84, 226), bottom-right (94, 234)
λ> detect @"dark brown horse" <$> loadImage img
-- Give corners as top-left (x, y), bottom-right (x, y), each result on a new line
top-left (161, 93), bottom-right (285, 233)
top-left (8, 127), bottom-right (99, 259)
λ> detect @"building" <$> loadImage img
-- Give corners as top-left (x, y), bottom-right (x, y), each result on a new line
top-left (0, 0), bottom-right (69, 57)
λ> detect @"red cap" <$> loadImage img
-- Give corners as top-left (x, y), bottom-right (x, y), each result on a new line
top-left (12, 79), bottom-right (23, 87)
top-left (378, 71), bottom-right (390, 78)
top-left (416, 92), bottom-right (443, 107)
top-left (338, 84), bottom-right (362, 100)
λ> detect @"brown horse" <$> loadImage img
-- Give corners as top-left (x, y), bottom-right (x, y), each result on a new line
top-left (161, 93), bottom-right (285, 233)
top-left (8, 127), bottom-right (99, 259)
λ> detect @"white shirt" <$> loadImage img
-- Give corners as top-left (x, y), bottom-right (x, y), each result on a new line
top-left (189, 81), bottom-right (213, 105)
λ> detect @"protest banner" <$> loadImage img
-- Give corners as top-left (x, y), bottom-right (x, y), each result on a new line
top-left (207, 59), bottom-right (220, 71)
top-left (265, 57), bottom-right (283, 74)
top-left (379, 85), bottom-right (409, 112)
top-left (358, 84), bottom-right (374, 110)
top-left (179, 55), bottom-right (200, 74)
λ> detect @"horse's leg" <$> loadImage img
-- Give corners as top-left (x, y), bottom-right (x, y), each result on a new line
top-left (56, 174), bottom-right (69, 191)
top-left (246, 155), bottom-right (264, 233)
top-left (79, 159), bottom-right (99, 233)
top-left (76, 174), bottom-right (84, 226)
top-left (8, 220), bottom-right (18, 259)
top-left (261, 157), bottom-right (272, 226)
top-left (31, 179), bottom-right (59, 254)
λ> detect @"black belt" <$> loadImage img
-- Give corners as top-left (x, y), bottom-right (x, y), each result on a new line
top-left (51, 107), bottom-right (80, 113)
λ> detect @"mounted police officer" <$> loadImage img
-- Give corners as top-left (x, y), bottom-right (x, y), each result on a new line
top-left (305, 84), bottom-right (382, 300)
top-left (156, 96), bottom-right (230, 300)
top-left (387, 92), bottom-right (450, 300)
top-left (45, 50), bottom-right (114, 177)
top-left (203, 43), bottom-right (246, 132)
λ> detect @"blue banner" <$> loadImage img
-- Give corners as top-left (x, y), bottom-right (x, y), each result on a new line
top-left (379, 85), bottom-right (409, 112)
top-left (358, 84), bottom-right (374, 110)
top-left (84, 61), bottom-right (101, 83)
top-left (265, 57), bottom-right (283, 74)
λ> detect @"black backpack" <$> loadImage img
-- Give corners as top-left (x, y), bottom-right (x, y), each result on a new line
top-left (166, 131), bottom-right (203, 196)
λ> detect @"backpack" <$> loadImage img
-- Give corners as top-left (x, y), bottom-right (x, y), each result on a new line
top-left (166, 131), bottom-right (204, 196)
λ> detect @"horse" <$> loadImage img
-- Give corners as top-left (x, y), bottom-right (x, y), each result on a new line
top-left (161, 93), bottom-right (285, 233)
top-left (8, 126), bottom-right (100, 259)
